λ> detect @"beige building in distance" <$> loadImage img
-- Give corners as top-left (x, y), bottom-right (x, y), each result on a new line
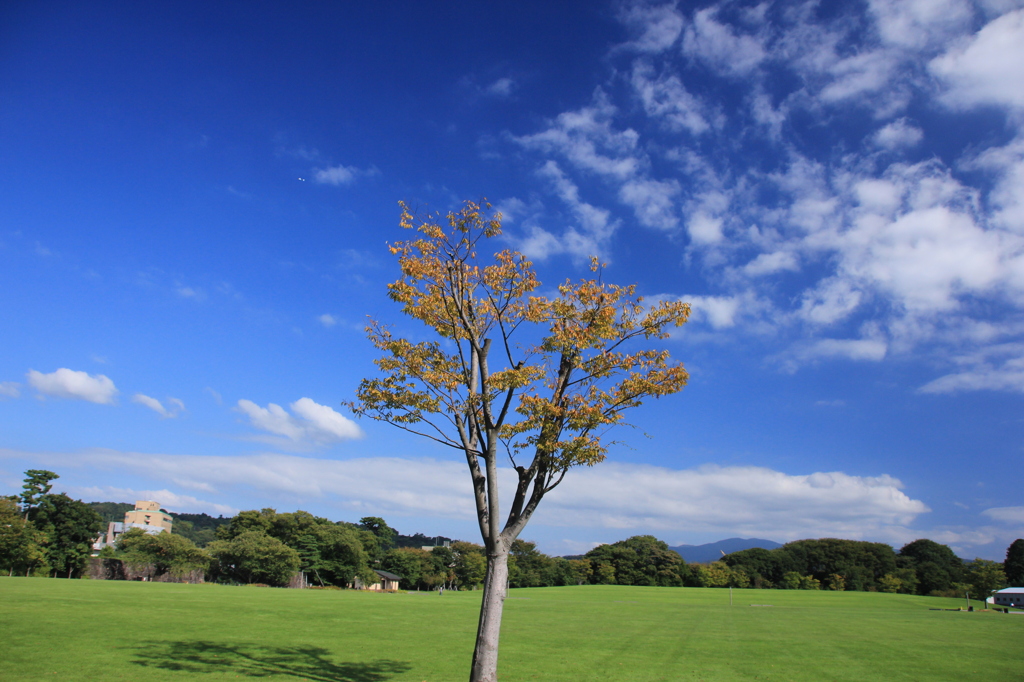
top-left (94, 500), bottom-right (173, 551)
top-left (123, 500), bottom-right (173, 531)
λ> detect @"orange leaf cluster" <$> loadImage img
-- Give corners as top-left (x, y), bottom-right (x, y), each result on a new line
top-left (349, 200), bottom-right (689, 545)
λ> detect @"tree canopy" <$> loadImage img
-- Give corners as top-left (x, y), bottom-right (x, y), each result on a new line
top-left (585, 535), bottom-right (688, 587)
top-left (349, 200), bottom-right (690, 682)
top-left (1005, 539), bottom-right (1024, 587)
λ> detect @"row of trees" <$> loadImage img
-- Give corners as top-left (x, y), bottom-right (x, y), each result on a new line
top-left (1, 470), bottom-right (104, 578)
top-left (719, 537), bottom-right (1019, 597)
top-left (380, 539), bottom-right (590, 591)
top-left (107, 508), bottom-right (400, 587)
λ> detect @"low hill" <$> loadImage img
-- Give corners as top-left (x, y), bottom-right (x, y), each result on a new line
top-left (670, 538), bottom-right (781, 563)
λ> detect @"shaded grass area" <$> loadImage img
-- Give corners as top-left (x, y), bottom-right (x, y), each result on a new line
top-left (131, 641), bottom-right (409, 681)
top-left (1, 578), bottom-right (1021, 680)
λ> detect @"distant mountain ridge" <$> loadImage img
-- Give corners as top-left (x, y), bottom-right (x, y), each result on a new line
top-left (670, 538), bottom-right (782, 564)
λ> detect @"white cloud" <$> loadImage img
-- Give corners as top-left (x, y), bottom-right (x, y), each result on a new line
top-left (513, 92), bottom-right (640, 180)
top-left (0, 382), bottom-right (20, 398)
top-left (873, 118), bottom-right (924, 149)
top-left (743, 250), bottom-right (799, 276)
top-left (0, 447), bottom-right (930, 544)
top-left (534, 463), bottom-right (929, 541)
top-left (619, 177), bottom-right (680, 231)
top-left (837, 170), bottom-right (1003, 313)
top-left (683, 294), bottom-right (741, 329)
top-left (318, 313), bottom-right (338, 327)
top-left (930, 9), bottom-right (1024, 110)
top-left (27, 368), bottom-right (118, 404)
top-left (237, 397), bottom-right (362, 445)
top-left (313, 163), bottom-right (377, 186)
top-left (819, 49), bottom-right (900, 104)
top-left (682, 7), bottom-right (767, 77)
top-left (981, 506), bottom-right (1024, 523)
top-left (514, 91), bottom-right (682, 232)
top-left (687, 212), bottom-right (724, 245)
top-left (132, 394), bottom-right (184, 418)
top-left (517, 225), bottom-right (567, 262)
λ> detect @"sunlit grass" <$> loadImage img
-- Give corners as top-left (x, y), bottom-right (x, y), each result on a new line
top-left (1, 578), bottom-right (1020, 681)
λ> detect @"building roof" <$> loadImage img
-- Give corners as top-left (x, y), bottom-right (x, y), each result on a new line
top-left (374, 570), bottom-right (402, 581)
top-left (995, 587), bottom-right (1024, 594)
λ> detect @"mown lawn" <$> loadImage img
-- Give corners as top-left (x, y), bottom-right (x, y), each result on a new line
top-left (1, 578), bottom-right (1020, 681)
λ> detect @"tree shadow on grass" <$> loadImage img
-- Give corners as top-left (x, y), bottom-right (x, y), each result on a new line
top-left (129, 641), bottom-right (411, 681)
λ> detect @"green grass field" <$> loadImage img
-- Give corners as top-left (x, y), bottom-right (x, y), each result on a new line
top-left (1, 578), bottom-right (1020, 681)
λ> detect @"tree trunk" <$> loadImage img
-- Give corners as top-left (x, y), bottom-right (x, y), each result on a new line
top-left (469, 548), bottom-right (510, 682)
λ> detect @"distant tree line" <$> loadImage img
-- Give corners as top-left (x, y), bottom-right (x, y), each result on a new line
top-left (714, 537), bottom-right (1018, 597)
top-left (570, 535), bottom-right (1017, 598)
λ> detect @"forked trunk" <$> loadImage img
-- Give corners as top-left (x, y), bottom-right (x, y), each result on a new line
top-left (469, 548), bottom-right (510, 682)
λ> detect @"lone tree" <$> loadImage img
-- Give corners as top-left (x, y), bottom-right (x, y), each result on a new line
top-left (350, 201), bottom-right (689, 682)
top-left (20, 469), bottom-right (58, 521)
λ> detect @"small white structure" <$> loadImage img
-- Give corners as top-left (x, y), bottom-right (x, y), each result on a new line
top-left (992, 587), bottom-right (1024, 608)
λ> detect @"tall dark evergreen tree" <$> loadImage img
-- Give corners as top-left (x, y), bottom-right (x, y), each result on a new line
top-left (1005, 539), bottom-right (1024, 587)
top-left (19, 470), bottom-right (58, 520)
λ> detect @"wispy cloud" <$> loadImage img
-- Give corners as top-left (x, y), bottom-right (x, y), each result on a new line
top-left (919, 355), bottom-right (1024, 393)
top-left (71, 484), bottom-right (236, 516)
top-left (682, 6), bottom-right (767, 77)
top-left (312, 163), bottom-right (377, 186)
top-left (176, 285), bottom-right (205, 300)
top-left (484, 77), bottom-right (516, 98)
top-left (132, 394), bottom-right (185, 418)
top-left (981, 506), bottom-right (1024, 524)
top-left (616, 2), bottom-right (683, 53)
top-left (0, 382), bottom-right (20, 399)
top-left (0, 447), bottom-right (935, 546)
top-left (500, 1), bottom-right (1024, 389)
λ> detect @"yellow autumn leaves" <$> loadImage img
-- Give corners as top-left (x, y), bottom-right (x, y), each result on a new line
top-left (350, 200), bottom-right (689, 474)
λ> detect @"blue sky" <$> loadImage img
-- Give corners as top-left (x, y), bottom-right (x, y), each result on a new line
top-left (2, 0), bottom-right (1023, 559)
